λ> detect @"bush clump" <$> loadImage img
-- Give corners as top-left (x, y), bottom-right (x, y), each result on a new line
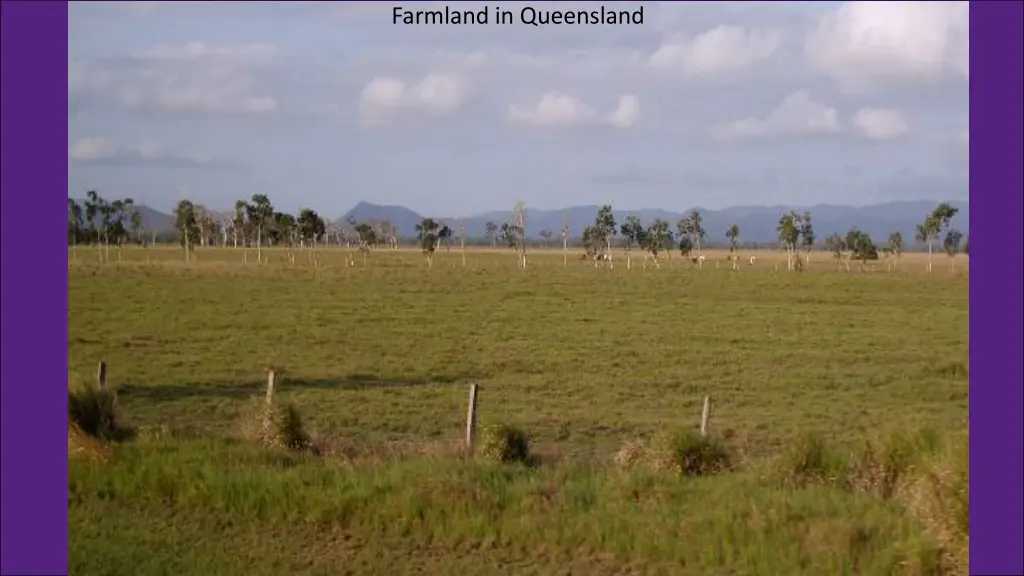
top-left (240, 400), bottom-right (315, 454)
top-left (68, 385), bottom-right (119, 441)
top-left (649, 429), bottom-right (732, 477)
top-left (276, 403), bottom-right (313, 452)
top-left (478, 424), bottom-right (531, 464)
top-left (775, 432), bottom-right (850, 488)
top-left (903, 434), bottom-right (969, 573)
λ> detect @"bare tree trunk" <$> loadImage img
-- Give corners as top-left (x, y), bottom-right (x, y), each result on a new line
top-left (257, 225), bottom-right (263, 264)
top-left (927, 241), bottom-right (933, 272)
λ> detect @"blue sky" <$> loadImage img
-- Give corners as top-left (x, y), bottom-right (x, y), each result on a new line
top-left (68, 1), bottom-right (969, 219)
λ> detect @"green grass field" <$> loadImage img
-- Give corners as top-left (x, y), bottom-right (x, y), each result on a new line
top-left (68, 246), bottom-right (969, 575)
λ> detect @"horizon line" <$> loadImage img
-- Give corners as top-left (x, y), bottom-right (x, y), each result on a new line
top-left (67, 196), bottom-right (970, 221)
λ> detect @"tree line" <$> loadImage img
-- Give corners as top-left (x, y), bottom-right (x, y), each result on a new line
top-left (69, 193), bottom-right (967, 270)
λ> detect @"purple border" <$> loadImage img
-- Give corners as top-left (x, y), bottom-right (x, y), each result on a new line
top-left (0, 1), bottom-right (69, 574)
top-left (0, 1), bottom-right (1019, 574)
top-left (971, 1), bottom-right (1024, 574)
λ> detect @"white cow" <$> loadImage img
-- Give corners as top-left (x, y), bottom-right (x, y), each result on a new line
top-left (592, 252), bottom-right (614, 269)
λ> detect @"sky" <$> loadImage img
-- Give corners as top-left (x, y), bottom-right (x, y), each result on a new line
top-left (68, 1), bottom-right (969, 219)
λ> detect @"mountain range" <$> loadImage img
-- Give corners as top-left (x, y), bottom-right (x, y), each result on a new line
top-left (69, 199), bottom-right (969, 245)
top-left (338, 200), bottom-right (969, 245)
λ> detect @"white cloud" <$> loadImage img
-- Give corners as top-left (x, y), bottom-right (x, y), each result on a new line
top-left (805, 1), bottom-right (969, 92)
top-left (508, 92), bottom-right (639, 129)
top-left (69, 138), bottom-right (117, 161)
top-left (508, 92), bottom-right (597, 127)
top-left (712, 90), bottom-right (841, 141)
top-left (650, 25), bottom-right (783, 77)
top-left (852, 108), bottom-right (910, 140)
top-left (69, 137), bottom-right (237, 170)
top-left (68, 43), bottom-right (282, 116)
top-left (135, 42), bottom-right (283, 62)
top-left (358, 73), bottom-right (468, 125)
top-left (608, 95), bottom-right (640, 129)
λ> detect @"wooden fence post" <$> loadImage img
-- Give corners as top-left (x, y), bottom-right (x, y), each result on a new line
top-left (700, 395), bottom-right (712, 438)
top-left (96, 361), bottom-right (108, 392)
top-left (265, 370), bottom-right (276, 406)
top-left (465, 384), bottom-right (479, 452)
top-left (262, 369), bottom-right (277, 435)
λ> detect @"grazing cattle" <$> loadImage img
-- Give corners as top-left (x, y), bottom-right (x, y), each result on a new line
top-left (748, 256), bottom-right (757, 267)
top-left (592, 252), bottom-right (614, 269)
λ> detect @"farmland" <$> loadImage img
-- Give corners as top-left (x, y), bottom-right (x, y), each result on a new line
top-left (68, 246), bottom-right (969, 575)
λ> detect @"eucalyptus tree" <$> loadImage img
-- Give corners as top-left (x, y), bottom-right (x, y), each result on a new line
top-left (485, 221), bottom-right (499, 247)
top-left (885, 232), bottom-right (903, 270)
top-left (581, 225), bottom-right (607, 265)
top-left (678, 235), bottom-right (694, 259)
top-left (798, 212), bottom-right (815, 264)
top-left (675, 210), bottom-right (708, 267)
top-left (297, 208), bottom-right (326, 248)
top-left (379, 220), bottom-right (398, 250)
top-left (193, 206), bottom-right (216, 247)
top-left (594, 204), bottom-right (617, 258)
top-left (271, 212), bottom-right (298, 263)
top-left (619, 215), bottom-right (644, 270)
top-left (944, 229), bottom-right (963, 272)
top-left (415, 217), bottom-right (441, 267)
top-left (684, 210), bottom-right (708, 254)
top-left (508, 201), bottom-right (528, 268)
top-left (245, 194), bottom-right (274, 263)
top-left (915, 222), bottom-right (933, 271)
top-left (561, 217), bottom-right (570, 266)
top-left (845, 227), bottom-right (878, 270)
top-left (644, 218), bottom-right (673, 267)
top-left (458, 219), bottom-right (468, 267)
top-left (84, 190), bottom-right (102, 251)
top-left (174, 200), bottom-right (200, 263)
top-left (129, 205), bottom-right (144, 246)
top-left (539, 228), bottom-right (553, 249)
top-left (927, 202), bottom-right (960, 272)
top-left (353, 221), bottom-right (377, 266)
top-left (438, 224), bottom-right (453, 252)
top-left (232, 200), bottom-right (249, 248)
top-left (108, 198), bottom-right (133, 260)
top-left (777, 212), bottom-right (799, 271)
top-left (725, 224), bottom-right (740, 269)
top-left (68, 199), bottom-right (84, 247)
top-left (825, 233), bottom-right (849, 271)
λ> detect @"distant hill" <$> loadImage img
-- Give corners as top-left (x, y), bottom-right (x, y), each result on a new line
top-left (335, 201), bottom-right (425, 235)
top-left (337, 200), bottom-right (969, 246)
top-left (68, 199), bottom-right (176, 233)
top-left (70, 198), bottom-right (969, 246)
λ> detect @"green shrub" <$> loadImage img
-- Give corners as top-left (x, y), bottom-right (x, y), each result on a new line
top-left (276, 403), bottom-right (312, 453)
top-left (479, 424), bottom-right (531, 464)
top-left (68, 385), bottom-right (119, 440)
top-left (775, 432), bottom-right (849, 488)
top-left (849, 432), bottom-right (920, 499)
top-left (651, 429), bottom-right (732, 477)
top-left (239, 400), bottom-right (315, 454)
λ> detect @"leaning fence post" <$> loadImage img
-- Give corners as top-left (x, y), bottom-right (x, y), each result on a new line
top-left (265, 369), bottom-right (276, 407)
top-left (700, 395), bottom-right (712, 438)
top-left (262, 369), bottom-right (277, 436)
top-left (96, 361), bottom-right (108, 392)
top-left (465, 384), bottom-right (479, 452)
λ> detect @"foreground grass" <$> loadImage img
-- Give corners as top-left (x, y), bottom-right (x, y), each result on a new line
top-left (70, 435), bottom-right (960, 575)
top-left (68, 247), bottom-right (968, 574)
